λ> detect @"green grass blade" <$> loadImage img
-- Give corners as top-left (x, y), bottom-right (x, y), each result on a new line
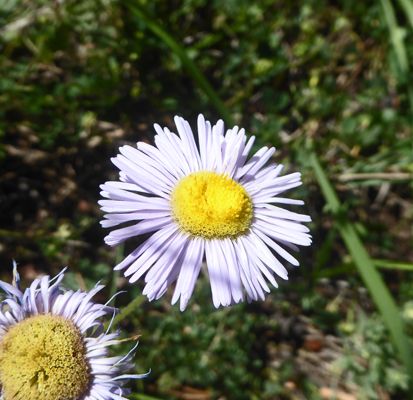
top-left (318, 259), bottom-right (413, 278)
top-left (381, 0), bottom-right (413, 126)
top-left (380, 0), bottom-right (409, 73)
top-left (123, 0), bottom-right (234, 126)
top-left (373, 259), bottom-right (413, 270)
top-left (310, 152), bottom-right (413, 384)
top-left (398, 0), bottom-right (413, 30)
top-left (318, 264), bottom-right (355, 278)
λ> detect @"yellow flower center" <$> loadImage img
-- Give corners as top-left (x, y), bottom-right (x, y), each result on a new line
top-left (0, 314), bottom-right (90, 400)
top-left (171, 171), bottom-right (253, 239)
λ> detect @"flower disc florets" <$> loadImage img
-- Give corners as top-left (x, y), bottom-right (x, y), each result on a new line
top-left (171, 171), bottom-right (252, 239)
top-left (0, 314), bottom-right (89, 400)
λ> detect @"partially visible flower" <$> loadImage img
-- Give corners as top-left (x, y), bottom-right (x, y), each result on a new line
top-left (100, 114), bottom-right (312, 310)
top-left (0, 263), bottom-right (149, 400)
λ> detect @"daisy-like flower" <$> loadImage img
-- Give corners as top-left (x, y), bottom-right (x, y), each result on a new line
top-left (100, 115), bottom-right (312, 311)
top-left (0, 264), bottom-right (149, 400)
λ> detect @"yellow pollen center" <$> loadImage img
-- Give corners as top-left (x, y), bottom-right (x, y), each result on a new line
top-left (0, 314), bottom-right (90, 400)
top-left (171, 171), bottom-right (253, 239)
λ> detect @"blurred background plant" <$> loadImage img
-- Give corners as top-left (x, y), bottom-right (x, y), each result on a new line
top-left (0, 0), bottom-right (412, 399)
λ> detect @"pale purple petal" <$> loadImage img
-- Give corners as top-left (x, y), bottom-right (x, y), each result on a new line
top-left (100, 113), bottom-right (311, 309)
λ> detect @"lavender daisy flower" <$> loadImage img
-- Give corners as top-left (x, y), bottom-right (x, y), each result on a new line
top-left (0, 264), bottom-right (149, 400)
top-left (100, 115), bottom-right (312, 311)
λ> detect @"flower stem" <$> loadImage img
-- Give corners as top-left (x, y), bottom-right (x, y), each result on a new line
top-left (105, 294), bottom-right (146, 330)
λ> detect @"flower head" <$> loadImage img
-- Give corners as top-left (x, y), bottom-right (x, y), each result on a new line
top-left (100, 115), bottom-right (312, 310)
top-left (0, 263), bottom-right (149, 400)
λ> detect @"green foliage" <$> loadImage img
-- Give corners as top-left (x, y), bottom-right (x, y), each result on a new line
top-left (337, 310), bottom-right (409, 399)
top-left (0, 0), bottom-right (135, 148)
top-left (1, 0), bottom-right (413, 399)
top-left (311, 152), bottom-right (413, 382)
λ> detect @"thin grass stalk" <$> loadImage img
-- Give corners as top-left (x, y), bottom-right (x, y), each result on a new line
top-left (380, 0), bottom-right (409, 72)
top-left (372, 259), bottom-right (413, 270)
top-left (381, 0), bottom-right (413, 278)
top-left (319, 259), bottom-right (413, 278)
top-left (380, 0), bottom-right (413, 126)
top-left (109, 242), bottom-right (124, 302)
top-left (123, 0), bottom-right (234, 126)
top-left (310, 152), bottom-right (413, 387)
top-left (397, 0), bottom-right (413, 30)
top-left (381, 0), bottom-right (413, 125)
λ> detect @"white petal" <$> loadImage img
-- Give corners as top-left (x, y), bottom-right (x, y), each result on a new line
top-left (145, 233), bottom-right (188, 283)
top-left (237, 239), bottom-right (266, 300)
top-left (252, 181), bottom-right (303, 200)
top-left (212, 240), bottom-right (232, 306)
top-left (243, 232), bottom-right (288, 280)
top-left (138, 141), bottom-right (184, 180)
top-left (232, 239), bottom-right (257, 301)
top-left (253, 228), bottom-right (300, 266)
top-left (101, 210), bottom-right (171, 228)
top-left (152, 136), bottom-right (188, 177)
top-left (124, 225), bottom-right (179, 280)
top-left (174, 116), bottom-right (201, 172)
top-left (258, 197), bottom-right (304, 205)
top-left (248, 172), bottom-right (302, 197)
top-left (203, 120), bottom-right (214, 170)
top-left (222, 130), bottom-right (245, 178)
top-left (99, 183), bottom-right (161, 202)
top-left (234, 136), bottom-right (255, 179)
top-left (240, 147), bottom-right (276, 183)
top-left (197, 114), bottom-right (208, 170)
top-left (221, 239), bottom-right (245, 303)
top-left (112, 155), bottom-right (171, 197)
top-left (243, 164), bottom-right (283, 190)
top-left (171, 238), bottom-right (204, 310)
top-left (254, 219), bottom-right (312, 247)
top-left (165, 126), bottom-right (194, 173)
top-left (237, 146), bottom-right (271, 181)
top-left (119, 145), bottom-right (177, 187)
top-left (155, 125), bottom-right (192, 176)
top-left (254, 212), bottom-right (311, 233)
top-left (104, 217), bottom-right (173, 246)
top-left (205, 240), bottom-right (227, 308)
top-left (99, 199), bottom-right (171, 213)
top-left (143, 234), bottom-right (188, 299)
top-left (254, 204), bottom-right (312, 222)
top-left (212, 120), bottom-right (224, 173)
